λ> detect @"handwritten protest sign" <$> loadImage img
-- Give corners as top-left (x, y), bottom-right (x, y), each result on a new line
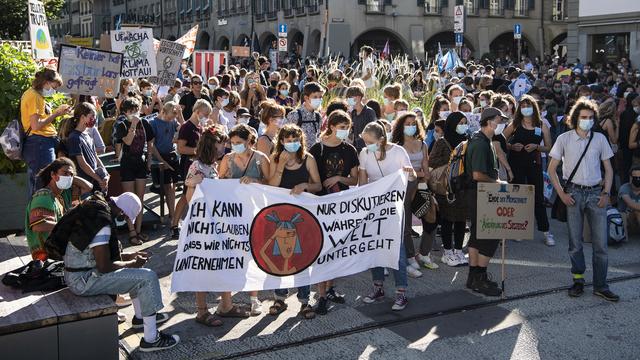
top-left (476, 183), bottom-right (535, 240)
top-left (171, 171), bottom-right (407, 292)
top-left (111, 29), bottom-right (157, 78)
top-left (57, 44), bottom-right (123, 98)
top-left (28, 0), bottom-right (54, 59)
top-left (153, 40), bottom-right (185, 87)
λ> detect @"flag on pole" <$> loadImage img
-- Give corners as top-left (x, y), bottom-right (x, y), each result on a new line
top-left (436, 43), bottom-right (445, 72)
top-left (176, 24), bottom-right (199, 59)
top-left (381, 39), bottom-right (390, 60)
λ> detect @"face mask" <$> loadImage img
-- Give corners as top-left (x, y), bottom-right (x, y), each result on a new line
top-left (624, 91), bottom-right (631, 99)
top-left (347, 97), bottom-right (357, 107)
top-left (144, 90), bottom-right (153, 97)
top-left (494, 123), bottom-right (506, 135)
top-left (554, 87), bottom-right (562, 93)
top-left (456, 124), bottom-right (468, 135)
top-left (56, 175), bottom-right (73, 190)
top-left (520, 107), bottom-right (534, 117)
top-left (480, 100), bottom-right (487, 108)
top-left (634, 107), bottom-right (640, 114)
top-left (404, 125), bottom-right (417, 137)
top-left (258, 122), bottom-right (267, 135)
top-left (386, 133), bottom-right (393, 142)
top-left (237, 116), bottom-right (250, 125)
top-left (273, 117), bottom-right (285, 127)
top-left (366, 143), bottom-right (379, 152)
top-left (199, 116), bottom-right (208, 127)
top-left (386, 113), bottom-right (396, 121)
top-left (284, 141), bottom-right (301, 153)
top-left (127, 85), bottom-right (136, 93)
top-left (220, 98), bottom-right (230, 107)
top-left (579, 118), bottom-right (594, 131)
top-left (632, 177), bottom-right (640, 188)
top-left (541, 110), bottom-right (548, 118)
top-left (310, 98), bottom-right (322, 109)
top-left (439, 111), bottom-right (449, 119)
top-left (270, 80), bottom-right (278, 87)
top-left (457, 72), bottom-right (465, 78)
top-left (231, 143), bottom-right (246, 153)
top-left (383, 98), bottom-right (391, 106)
top-left (42, 87), bottom-right (56, 97)
top-left (434, 132), bottom-right (443, 140)
top-left (575, 79), bottom-right (581, 84)
top-left (280, 89), bottom-right (289, 97)
top-left (453, 96), bottom-right (464, 105)
top-left (336, 129), bottom-right (350, 140)
top-left (181, 63), bottom-right (187, 70)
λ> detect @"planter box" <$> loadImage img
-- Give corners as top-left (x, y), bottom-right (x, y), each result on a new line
top-left (0, 172), bottom-right (28, 232)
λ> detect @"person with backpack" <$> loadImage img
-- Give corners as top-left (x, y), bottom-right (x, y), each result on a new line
top-left (464, 107), bottom-right (510, 297)
top-left (284, 82), bottom-right (324, 149)
top-left (429, 112), bottom-right (470, 267)
top-left (548, 99), bottom-right (618, 302)
top-left (53, 192), bottom-right (180, 352)
top-left (618, 166), bottom-right (640, 236)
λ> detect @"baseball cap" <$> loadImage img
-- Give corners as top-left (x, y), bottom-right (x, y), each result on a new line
top-left (480, 107), bottom-right (510, 124)
top-left (236, 107), bottom-right (251, 118)
top-left (110, 192), bottom-right (142, 221)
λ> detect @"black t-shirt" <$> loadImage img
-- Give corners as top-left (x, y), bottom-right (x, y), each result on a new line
top-left (113, 117), bottom-right (155, 157)
top-left (492, 133), bottom-right (507, 154)
top-left (309, 141), bottom-right (359, 195)
top-left (179, 92), bottom-right (212, 120)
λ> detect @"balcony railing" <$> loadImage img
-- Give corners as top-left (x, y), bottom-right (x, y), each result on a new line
top-left (366, 1), bottom-right (385, 14)
top-left (423, 1), bottom-right (440, 15)
top-left (255, 13), bottom-right (265, 21)
top-left (465, 1), bottom-right (478, 15)
top-left (295, 6), bottom-right (305, 15)
top-left (308, 4), bottom-right (319, 14)
top-left (284, 7), bottom-right (293, 17)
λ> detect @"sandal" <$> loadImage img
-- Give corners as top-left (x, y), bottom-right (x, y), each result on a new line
top-left (129, 231), bottom-right (144, 245)
top-left (216, 304), bottom-right (250, 318)
top-left (195, 311), bottom-right (223, 327)
top-left (268, 299), bottom-right (288, 316)
top-left (298, 304), bottom-right (316, 320)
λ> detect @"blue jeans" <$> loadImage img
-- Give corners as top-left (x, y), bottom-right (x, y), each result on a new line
top-left (566, 186), bottom-right (609, 291)
top-left (371, 240), bottom-right (408, 289)
top-left (274, 286), bottom-right (311, 303)
top-left (65, 268), bottom-right (164, 317)
top-left (23, 135), bottom-right (57, 198)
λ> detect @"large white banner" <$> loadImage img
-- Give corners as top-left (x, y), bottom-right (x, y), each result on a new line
top-left (28, 0), bottom-right (54, 60)
top-left (171, 171), bottom-right (407, 292)
top-left (111, 29), bottom-right (157, 78)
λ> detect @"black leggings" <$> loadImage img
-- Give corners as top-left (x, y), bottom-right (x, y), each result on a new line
top-left (440, 219), bottom-right (465, 250)
top-left (511, 163), bottom-right (549, 232)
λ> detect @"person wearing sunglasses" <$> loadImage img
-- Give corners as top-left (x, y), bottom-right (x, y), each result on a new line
top-left (179, 75), bottom-right (213, 120)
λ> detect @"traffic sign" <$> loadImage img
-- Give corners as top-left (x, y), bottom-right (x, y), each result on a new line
top-left (455, 33), bottom-right (463, 47)
top-left (514, 23), bottom-right (522, 39)
top-left (278, 23), bottom-right (287, 38)
top-left (454, 5), bottom-right (464, 33)
top-left (278, 38), bottom-right (288, 52)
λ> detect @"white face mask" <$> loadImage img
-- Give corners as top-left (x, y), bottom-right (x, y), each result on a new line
top-left (42, 87), bottom-right (56, 97)
top-left (453, 96), bottom-right (464, 105)
top-left (456, 124), bottom-right (468, 135)
top-left (579, 118), bottom-right (594, 131)
top-left (480, 100), bottom-right (487, 108)
top-left (439, 111), bottom-right (449, 119)
top-left (199, 116), bottom-right (208, 127)
top-left (310, 98), bottom-right (322, 109)
top-left (55, 175), bottom-right (73, 190)
top-left (494, 123), bottom-right (506, 135)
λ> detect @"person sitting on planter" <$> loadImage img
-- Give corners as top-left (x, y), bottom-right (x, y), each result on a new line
top-left (25, 157), bottom-right (92, 260)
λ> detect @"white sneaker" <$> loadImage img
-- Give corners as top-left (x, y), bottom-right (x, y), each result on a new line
top-left (407, 257), bottom-right (421, 270)
top-left (416, 253), bottom-right (439, 269)
top-left (544, 232), bottom-right (555, 246)
top-left (250, 299), bottom-right (262, 316)
top-left (406, 265), bottom-right (423, 278)
top-left (454, 249), bottom-right (468, 265)
top-left (441, 249), bottom-right (461, 267)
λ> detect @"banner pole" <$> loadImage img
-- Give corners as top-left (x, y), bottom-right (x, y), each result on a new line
top-left (501, 238), bottom-right (506, 299)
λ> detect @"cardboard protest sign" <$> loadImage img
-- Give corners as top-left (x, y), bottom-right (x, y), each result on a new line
top-left (28, 0), bottom-right (54, 60)
top-left (476, 183), bottom-right (535, 240)
top-left (171, 171), bottom-right (407, 292)
top-left (153, 40), bottom-right (186, 87)
top-left (57, 44), bottom-right (123, 98)
top-left (111, 29), bottom-right (157, 78)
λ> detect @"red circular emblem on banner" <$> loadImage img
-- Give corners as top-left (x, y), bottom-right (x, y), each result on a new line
top-left (250, 203), bottom-right (323, 276)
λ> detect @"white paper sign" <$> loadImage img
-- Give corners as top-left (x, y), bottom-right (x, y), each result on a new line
top-left (28, 0), bottom-right (54, 60)
top-left (171, 171), bottom-right (408, 292)
top-left (111, 29), bottom-right (157, 78)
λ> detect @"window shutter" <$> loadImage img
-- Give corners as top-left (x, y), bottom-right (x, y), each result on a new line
top-left (384, 0), bottom-right (392, 5)
top-left (505, 0), bottom-right (513, 10)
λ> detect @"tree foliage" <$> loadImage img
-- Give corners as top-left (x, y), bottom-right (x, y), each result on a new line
top-left (0, 0), bottom-right (66, 40)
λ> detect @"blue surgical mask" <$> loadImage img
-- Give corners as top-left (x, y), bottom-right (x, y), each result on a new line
top-left (258, 122), bottom-right (266, 135)
top-left (579, 118), bottom-right (594, 131)
top-left (42, 87), bottom-right (56, 97)
top-left (284, 141), bottom-right (301, 153)
top-left (383, 98), bottom-right (391, 106)
top-left (404, 125), bottom-right (417, 137)
top-left (366, 143), bottom-right (379, 152)
top-left (144, 89), bottom-right (153, 97)
top-left (520, 107), bottom-right (534, 117)
top-left (336, 129), bottom-right (350, 140)
top-left (231, 143), bottom-right (246, 153)
top-left (347, 97), bottom-right (357, 107)
top-left (220, 98), bottom-right (230, 107)
top-left (310, 98), bottom-right (322, 109)
top-left (280, 89), bottom-right (289, 97)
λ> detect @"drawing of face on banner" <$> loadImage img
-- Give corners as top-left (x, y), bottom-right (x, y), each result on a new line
top-left (250, 204), bottom-right (323, 276)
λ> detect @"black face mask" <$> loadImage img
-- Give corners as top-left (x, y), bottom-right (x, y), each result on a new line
top-left (270, 80), bottom-right (278, 88)
top-left (632, 177), bottom-right (640, 188)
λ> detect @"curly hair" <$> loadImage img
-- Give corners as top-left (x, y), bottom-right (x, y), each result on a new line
top-left (391, 112), bottom-right (424, 145)
top-left (273, 124), bottom-right (306, 163)
top-left (566, 98), bottom-right (600, 129)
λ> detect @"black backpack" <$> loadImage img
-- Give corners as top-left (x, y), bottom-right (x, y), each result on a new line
top-left (296, 108), bottom-right (321, 134)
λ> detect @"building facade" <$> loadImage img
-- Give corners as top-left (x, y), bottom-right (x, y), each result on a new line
top-left (566, 0), bottom-right (640, 66)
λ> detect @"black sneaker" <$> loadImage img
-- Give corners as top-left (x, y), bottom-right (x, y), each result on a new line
top-left (132, 313), bottom-right (170, 329)
top-left (466, 272), bottom-right (479, 289)
top-left (315, 297), bottom-right (328, 315)
top-left (472, 272), bottom-right (502, 297)
top-left (326, 287), bottom-right (346, 304)
top-left (171, 226), bottom-right (180, 240)
top-left (568, 282), bottom-right (584, 297)
top-left (139, 331), bottom-right (180, 352)
top-left (594, 289), bottom-right (620, 302)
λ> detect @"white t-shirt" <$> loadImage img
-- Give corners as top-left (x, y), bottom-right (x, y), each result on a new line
top-left (358, 143), bottom-right (411, 183)
top-left (362, 58), bottom-right (376, 88)
top-left (89, 226), bottom-right (111, 248)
